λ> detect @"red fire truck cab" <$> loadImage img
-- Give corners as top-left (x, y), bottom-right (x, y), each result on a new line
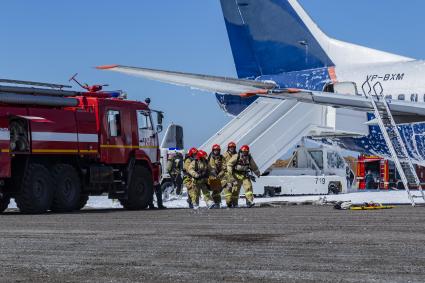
top-left (0, 81), bottom-right (163, 213)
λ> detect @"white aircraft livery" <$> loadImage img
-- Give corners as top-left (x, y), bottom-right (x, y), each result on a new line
top-left (98, 0), bottom-right (425, 164)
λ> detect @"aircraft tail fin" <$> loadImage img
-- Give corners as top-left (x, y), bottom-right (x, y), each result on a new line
top-left (220, 0), bottom-right (411, 78)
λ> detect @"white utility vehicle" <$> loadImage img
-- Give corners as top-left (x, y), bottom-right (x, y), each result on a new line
top-left (253, 142), bottom-right (351, 197)
top-left (159, 124), bottom-right (185, 198)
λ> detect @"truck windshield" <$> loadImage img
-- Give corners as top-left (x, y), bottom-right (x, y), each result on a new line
top-left (309, 150), bottom-right (323, 170)
top-left (327, 151), bottom-right (345, 169)
top-left (137, 110), bottom-right (153, 130)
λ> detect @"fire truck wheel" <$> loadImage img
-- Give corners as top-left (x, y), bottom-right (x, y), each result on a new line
top-left (0, 196), bottom-right (10, 213)
top-left (15, 163), bottom-right (54, 214)
top-left (120, 165), bottom-right (153, 210)
top-left (51, 164), bottom-right (81, 212)
top-left (78, 194), bottom-right (89, 210)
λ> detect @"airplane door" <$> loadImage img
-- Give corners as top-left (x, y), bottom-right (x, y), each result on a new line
top-left (136, 110), bottom-right (157, 162)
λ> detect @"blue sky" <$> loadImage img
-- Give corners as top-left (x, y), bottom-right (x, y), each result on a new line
top-left (1, 0), bottom-right (424, 147)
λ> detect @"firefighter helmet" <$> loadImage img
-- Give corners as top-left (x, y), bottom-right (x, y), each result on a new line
top-left (188, 147), bottom-right (198, 157)
top-left (228, 142), bottom-right (236, 148)
top-left (212, 144), bottom-right (221, 151)
top-left (240, 145), bottom-right (250, 152)
top-left (197, 150), bottom-right (208, 159)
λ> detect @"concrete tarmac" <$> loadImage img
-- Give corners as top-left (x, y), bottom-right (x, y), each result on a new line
top-left (0, 205), bottom-right (424, 282)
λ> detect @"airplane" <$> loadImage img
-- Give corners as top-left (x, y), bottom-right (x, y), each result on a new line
top-left (97, 0), bottom-right (425, 165)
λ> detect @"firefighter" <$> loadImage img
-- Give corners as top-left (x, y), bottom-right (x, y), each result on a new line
top-left (223, 141), bottom-right (237, 164)
top-left (222, 142), bottom-right (238, 206)
top-left (183, 147), bottom-right (198, 209)
top-left (226, 145), bottom-right (261, 208)
top-left (166, 150), bottom-right (184, 196)
top-left (365, 170), bottom-right (376, 190)
top-left (208, 144), bottom-right (226, 208)
top-left (188, 150), bottom-right (214, 209)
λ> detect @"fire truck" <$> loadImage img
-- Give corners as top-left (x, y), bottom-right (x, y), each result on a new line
top-left (0, 79), bottom-right (163, 213)
top-left (357, 155), bottom-right (425, 190)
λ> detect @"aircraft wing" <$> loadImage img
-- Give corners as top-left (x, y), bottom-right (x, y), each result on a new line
top-left (97, 65), bottom-right (425, 123)
top-left (96, 65), bottom-right (276, 96)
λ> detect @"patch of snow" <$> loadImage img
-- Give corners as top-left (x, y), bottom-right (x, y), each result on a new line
top-left (7, 190), bottom-right (423, 211)
top-left (254, 190), bottom-right (424, 205)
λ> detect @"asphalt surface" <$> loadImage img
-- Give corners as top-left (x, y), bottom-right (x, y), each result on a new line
top-left (0, 205), bottom-right (424, 283)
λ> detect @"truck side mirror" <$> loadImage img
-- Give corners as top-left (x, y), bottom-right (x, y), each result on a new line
top-left (157, 112), bottom-right (164, 126)
top-left (156, 124), bottom-right (163, 133)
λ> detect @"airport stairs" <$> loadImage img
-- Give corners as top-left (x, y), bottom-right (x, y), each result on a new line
top-left (201, 97), bottom-right (335, 173)
top-left (365, 82), bottom-right (425, 206)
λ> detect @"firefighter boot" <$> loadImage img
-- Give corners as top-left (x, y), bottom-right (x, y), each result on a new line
top-left (187, 197), bottom-right (193, 209)
top-left (246, 200), bottom-right (255, 208)
top-left (223, 183), bottom-right (234, 208)
top-left (148, 190), bottom-right (157, 209)
top-left (155, 185), bottom-right (166, 209)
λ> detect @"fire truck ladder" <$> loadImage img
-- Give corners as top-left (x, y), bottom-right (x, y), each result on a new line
top-left (364, 81), bottom-right (425, 206)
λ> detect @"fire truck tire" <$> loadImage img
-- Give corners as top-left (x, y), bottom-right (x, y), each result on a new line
top-left (78, 194), bottom-right (89, 210)
top-left (51, 164), bottom-right (81, 212)
top-left (0, 196), bottom-right (10, 213)
top-left (119, 165), bottom-right (152, 210)
top-left (15, 163), bottom-right (54, 214)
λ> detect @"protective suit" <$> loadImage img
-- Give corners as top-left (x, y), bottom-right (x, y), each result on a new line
top-left (226, 145), bottom-right (261, 208)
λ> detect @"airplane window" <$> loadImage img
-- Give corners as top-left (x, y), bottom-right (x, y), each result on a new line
top-left (398, 94), bottom-right (405, 101)
top-left (411, 94), bottom-right (418, 102)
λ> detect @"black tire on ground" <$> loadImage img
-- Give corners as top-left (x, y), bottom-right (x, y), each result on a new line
top-left (78, 194), bottom-right (89, 210)
top-left (51, 164), bottom-right (81, 212)
top-left (119, 165), bottom-right (153, 210)
top-left (15, 163), bottom-right (54, 214)
top-left (0, 196), bottom-right (10, 213)
top-left (264, 187), bottom-right (276, 198)
top-left (328, 182), bottom-right (340, 195)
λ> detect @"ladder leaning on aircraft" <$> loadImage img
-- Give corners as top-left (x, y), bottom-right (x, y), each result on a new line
top-left (362, 80), bottom-right (425, 206)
